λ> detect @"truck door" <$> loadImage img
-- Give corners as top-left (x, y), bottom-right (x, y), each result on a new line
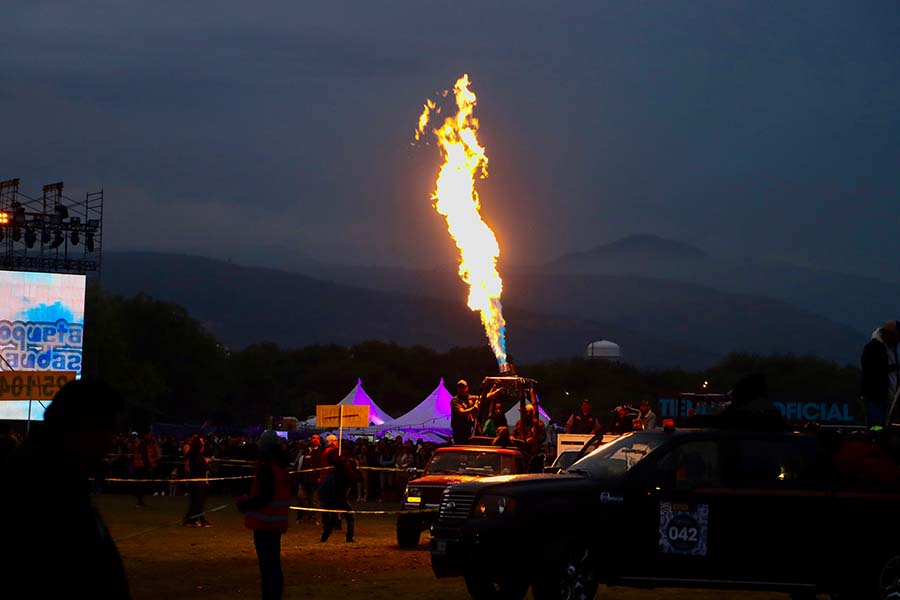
top-left (620, 437), bottom-right (735, 583)
top-left (727, 434), bottom-right (832, 585)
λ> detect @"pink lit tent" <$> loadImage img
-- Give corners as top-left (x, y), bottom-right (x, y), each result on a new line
top-left (338, 378), bottom-right (392, 426)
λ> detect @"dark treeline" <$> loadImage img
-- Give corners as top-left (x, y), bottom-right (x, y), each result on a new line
top-left (80, 284), bottom-right (862, 430)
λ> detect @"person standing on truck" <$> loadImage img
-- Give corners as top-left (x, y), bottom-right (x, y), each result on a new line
top-left (607, 405), bottom-right (635, 435)
top-left (514, 404), bottom-right (547, 465)
top-left (482, 399), bottom-right (508, 438)
top-left (566, 399), bottom-right (601, 434)
top-left (451, 380), bottom-right (480, 445)
top-left (638, 399), bottom-right (658, 430)
top-left (861, 319), bottom-right (900, 426)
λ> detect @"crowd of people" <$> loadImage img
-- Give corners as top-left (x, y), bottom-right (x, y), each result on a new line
top-left (3, 321), bottom-right (900, 599)
top-left (0, 375), bottom-right (666, 600)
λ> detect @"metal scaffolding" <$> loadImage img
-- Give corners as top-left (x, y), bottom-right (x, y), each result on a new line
top-left (0, 178), bottom-right (103, 275)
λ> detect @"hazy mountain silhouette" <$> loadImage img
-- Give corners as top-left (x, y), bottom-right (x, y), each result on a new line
top-left (549, 234), bottom-right (708, 266)
top-left (103, 251), bottom-right (864, 368)
top-left (545, 234), bottom-right (897, 335)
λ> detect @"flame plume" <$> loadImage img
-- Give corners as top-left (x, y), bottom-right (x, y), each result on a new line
top-left (416, 74), bottom-right (507, 367)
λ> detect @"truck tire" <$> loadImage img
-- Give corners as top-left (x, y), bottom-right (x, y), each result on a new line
top-left (871, 551), bottom-right (900, 600)
top-left (396, 513), bottom-right (422, 547)
top-left (464, 572), bottom-right (529, 600)
top-left (532, 546), bottom-right (598, 600)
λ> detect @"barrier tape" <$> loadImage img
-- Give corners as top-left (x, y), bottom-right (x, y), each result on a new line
top-left (99, 465), bottom-right (422, 484)
top-left (113, 504), bottom-right (433, 543)
top-left (102, 475), bottom-right (254, 483)
top-left (108, 454), bottom-right (425, 472)
top-left (290, 505), bottom-right (438, 516)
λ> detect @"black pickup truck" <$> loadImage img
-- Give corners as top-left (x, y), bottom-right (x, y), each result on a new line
top-left (431, 421), bottom-right (900, 600)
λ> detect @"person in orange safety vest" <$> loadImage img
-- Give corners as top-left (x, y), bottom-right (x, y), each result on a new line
top-left (237, 430), bottom-right (292, 600)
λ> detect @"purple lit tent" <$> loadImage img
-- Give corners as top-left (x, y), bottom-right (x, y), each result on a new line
top-left (338, 378), bottom-right (392, 426)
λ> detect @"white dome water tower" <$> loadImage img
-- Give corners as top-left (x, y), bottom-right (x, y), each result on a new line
top-left (585, 339), bottom-right (621, 361)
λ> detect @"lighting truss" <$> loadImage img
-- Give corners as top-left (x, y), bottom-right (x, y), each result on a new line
top-left (0, 178), bottom-right (103, 275)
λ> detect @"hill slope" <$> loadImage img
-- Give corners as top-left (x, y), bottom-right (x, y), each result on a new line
top-left (101, 252), bottom-right (718, 368)
top-left (545, 234), bottom-right (898, 335)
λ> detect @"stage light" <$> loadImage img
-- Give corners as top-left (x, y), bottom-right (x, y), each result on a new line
top-left (51, 231), bottom-right (64, 249)
top-left (70, 230), bottom-right (79, 246)
top-left (41, 228), bottom-right (51, 244)
top-left (0, 228), bottom-right (4, 242)
top-left (85, 232), bottom-right (95, 252)
top-left (0, 212), bottom-right (9, 225)
top-left (12, 228), bottom-right (21, 242)
top-left (24, 228), bottom-right (36, 248)
top-left (13, 206), bottom-right (25, 227)
top-left (55, 205), bottom-right (69, 220)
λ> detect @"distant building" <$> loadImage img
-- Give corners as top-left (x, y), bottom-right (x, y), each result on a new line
top-left (585, 339), bottom-right (621, 361)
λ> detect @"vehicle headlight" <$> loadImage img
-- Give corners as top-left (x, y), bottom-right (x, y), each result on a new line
top-left (474, 494), bottom-right (516, 517)
top-left (405, 487), bottom-right (422, 503)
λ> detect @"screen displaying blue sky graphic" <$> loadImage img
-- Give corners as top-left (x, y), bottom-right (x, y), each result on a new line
top-left (0, 271), bottom-right (86, 421)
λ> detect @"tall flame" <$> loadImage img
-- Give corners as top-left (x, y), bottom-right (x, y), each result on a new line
top-left (416, 74), bottom-right (507, 367)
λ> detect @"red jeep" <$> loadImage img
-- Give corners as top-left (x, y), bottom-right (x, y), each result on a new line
top-left (396, 445), bottom-right (526, 547)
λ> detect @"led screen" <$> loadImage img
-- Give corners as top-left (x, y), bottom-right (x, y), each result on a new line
top-left (0, 271), bottom-right (86, 421)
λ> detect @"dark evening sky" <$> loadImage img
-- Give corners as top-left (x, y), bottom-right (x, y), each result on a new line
top-left (5, 1), bottom-right (899, 279)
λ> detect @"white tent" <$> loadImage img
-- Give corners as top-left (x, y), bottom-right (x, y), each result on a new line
top-left (303, 378), bottom-right (392, 427)
top-left (504, 397), bottom-right (551, 429)
top-left (379, 379), bottom-right (453, 439)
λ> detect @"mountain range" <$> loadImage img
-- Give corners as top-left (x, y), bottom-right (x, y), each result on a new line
top-left (100, 235), bottom-right (877, 369)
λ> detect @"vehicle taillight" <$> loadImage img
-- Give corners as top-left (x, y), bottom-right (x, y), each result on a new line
top-left (663, 419), bottom-right (676, 431)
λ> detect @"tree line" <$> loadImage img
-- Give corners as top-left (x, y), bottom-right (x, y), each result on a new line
top-left (81, 284), bottom-right (863, 430)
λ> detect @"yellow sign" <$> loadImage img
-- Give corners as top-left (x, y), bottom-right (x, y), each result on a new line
top-left (316, 405), bottom-right (370, 428)
top-left (0, 371), bottom-right (76, 401)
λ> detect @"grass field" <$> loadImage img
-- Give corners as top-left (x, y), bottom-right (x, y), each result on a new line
top-left (99, 494), bottom-right (812, 600)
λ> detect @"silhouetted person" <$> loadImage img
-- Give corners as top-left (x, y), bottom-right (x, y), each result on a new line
top-left (297, 433), bottom-right (323, 524)
top-left (132, 433), bottom-right (160, 507)
top-left (320, 445), bottom-right (362, 543)
top-left (638, 399), bottom-right (658, 430)
top-left (183, 433), bottom-right (211, 527)
top-left (514, 404), bottom-right (547, 462)
top-left (728, 372), bottom-right (768, 409)
top-left (607, 405), bottom-right (635, 435)
top-left (2, 379), bottom-right (131, 598)
top-left (492, 425), bottom-right (513, 448)
top-left (236, 430), bottom-right (292, 600)
top-left (862, 320), bottom-right (900, 426)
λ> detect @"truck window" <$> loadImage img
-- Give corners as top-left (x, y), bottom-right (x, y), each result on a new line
top-left (653, 440), bottom-right (724, 491)
top-left (426, 451), bottom-right (510, 475)
top-left (733, 437), bottom-right (827, 490)
top-left (570, 433), bottom-right (665, 479)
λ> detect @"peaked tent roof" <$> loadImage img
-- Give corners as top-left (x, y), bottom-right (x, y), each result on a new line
top-left (337, 378), bottom-right (392, 426)
top-left (505, 395), bottom-right (551, 427)
top-left (381, 379), bottom-right (453, 431)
